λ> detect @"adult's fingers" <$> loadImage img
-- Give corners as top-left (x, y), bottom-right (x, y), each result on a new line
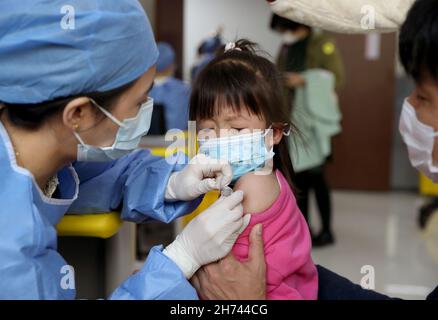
top-left (237, 214), bottom-right (251, 234)
top-left (215, 172), bottom-right (233, 189)
top-left (196, 178), bottom-right (218, 194)
top-left (200, 158), bottom-right (233, 180)
top-left (220, 190), bottom-right (244, 210)
top-left (220, 250), bottom-right (240, 265)
top-left (224, 205), bottom-right (244, 223)
top-left (191, 273), bottom-right (208, 300)
top-left (196, 267), bottom-right (215, 299)
top-left (191, 274), bottom-right (201, 291)
top-left (248, 224), bottom-right (266, 263)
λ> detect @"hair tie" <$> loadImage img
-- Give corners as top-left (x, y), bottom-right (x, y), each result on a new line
top-left (225, 42), bottom-right (242, 52)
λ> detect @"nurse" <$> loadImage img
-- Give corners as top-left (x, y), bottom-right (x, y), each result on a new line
top-left (149, 42), bottom-right (191, 131)
top-left (0, 0), bottom-right (251, 299)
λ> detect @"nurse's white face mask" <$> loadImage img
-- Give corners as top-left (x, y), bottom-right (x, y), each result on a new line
top-left (399, 98), bottom-right (438, 182)
top-left (74, 98), bottom-right (154, 162)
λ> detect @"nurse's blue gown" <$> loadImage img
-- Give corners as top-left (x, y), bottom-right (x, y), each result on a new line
top-left (0, 121), bottom-right (201, 299)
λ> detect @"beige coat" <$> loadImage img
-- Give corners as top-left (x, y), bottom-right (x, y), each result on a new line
top-left (268, 0), bottom-right (415, 33)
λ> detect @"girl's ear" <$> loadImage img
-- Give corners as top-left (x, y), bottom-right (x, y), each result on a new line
top-left (272, 127), bottom-right (283, 145)
top-left (265, 126), bottom-right (283, 150)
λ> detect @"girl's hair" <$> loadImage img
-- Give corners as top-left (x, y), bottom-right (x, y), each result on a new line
top-left (0, 81), bottom-right (135, 130)
top-left (190, 39), bottom-right (298, 191)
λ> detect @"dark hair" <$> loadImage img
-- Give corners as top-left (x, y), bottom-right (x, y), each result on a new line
top-left (190, 39), bottom-right (299, 191)
top-left (270, 14), bottom-right (310, 32)
top-left (0, 81), bottom-right (135, 130)
top-left (399, 0), bottom-right (438, 82)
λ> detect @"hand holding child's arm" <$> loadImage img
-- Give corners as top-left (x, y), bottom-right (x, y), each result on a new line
top-left (163, 191), bottom-right (250, 279)
top-left (191, 224), bottom-right (267, 300)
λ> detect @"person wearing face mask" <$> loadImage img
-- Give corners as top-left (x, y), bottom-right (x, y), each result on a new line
top-left (270, 14), bottom-right (345, 247)
top-left (0, 0), bottom-right (252, 300)
top-left (270, 14), bottom-right (345, 99)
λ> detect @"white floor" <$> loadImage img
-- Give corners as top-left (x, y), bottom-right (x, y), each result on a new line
top-left (310, 191), bottom-right (438, 300)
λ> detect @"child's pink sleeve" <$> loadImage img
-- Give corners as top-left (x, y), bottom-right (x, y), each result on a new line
top-left (265, 257), bottom-right (318, 300)
top-left (263, 212), bottom-right (319, 300)
top-left (266, 267), bottom-right (304, 300)
top-left (232, 170), bottom-right (318, 300)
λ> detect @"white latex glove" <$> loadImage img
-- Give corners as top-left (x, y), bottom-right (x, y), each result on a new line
top-left (165, 154), bottom-right (233, 201)
top-left (163, 190), bottom-right (251, 279)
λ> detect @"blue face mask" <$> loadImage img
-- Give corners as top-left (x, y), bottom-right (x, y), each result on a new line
top-left (198, 129), bottom-right (275, 184)
top-left (74, 98), bottom-right (154, 162)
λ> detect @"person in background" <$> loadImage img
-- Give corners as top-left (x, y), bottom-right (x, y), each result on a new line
top-left (149, 42), bottom-right (190, 132)
top-left (191, 31), bottom-right (224, 84)
top-left (271, 14), bottom-right (345, 247)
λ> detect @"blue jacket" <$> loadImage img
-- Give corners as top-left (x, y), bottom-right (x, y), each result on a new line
top-left (0, 121), bottom-right (201, 300)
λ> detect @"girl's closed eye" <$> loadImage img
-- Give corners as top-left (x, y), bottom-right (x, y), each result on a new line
top-left (417, 93), bottom-right (428, 102)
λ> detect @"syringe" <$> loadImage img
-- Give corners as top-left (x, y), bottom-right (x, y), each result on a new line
top-left (220, 186), bottom-right (233, 197)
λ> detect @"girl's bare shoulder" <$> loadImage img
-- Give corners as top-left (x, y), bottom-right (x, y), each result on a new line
top-left (233, 172), bottom-right (280, 214)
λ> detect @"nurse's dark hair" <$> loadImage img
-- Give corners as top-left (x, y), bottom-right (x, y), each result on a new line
top-left (399, 0), bottom-right (438, 82)
top-left (0, 81), bottom-right (135, 129)
top-left (189, 39), bottom-right (299, 191)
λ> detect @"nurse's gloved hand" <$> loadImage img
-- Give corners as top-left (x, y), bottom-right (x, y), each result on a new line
top-left (165, 154), bottom-right (233, 201)
top-left (163, 190), bottom-right (250, 279)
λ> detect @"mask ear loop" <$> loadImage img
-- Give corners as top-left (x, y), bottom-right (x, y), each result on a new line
top-left (270, 123), bottom-right (292, 136)
top-left (73, 130), bottom-right (87, 147)
top-left (89, 98), bottom-right (127, 128)
top-left (283, 123), bottom-right (292, 136)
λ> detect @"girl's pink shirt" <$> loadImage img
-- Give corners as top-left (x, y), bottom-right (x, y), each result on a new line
top-left (232, 170), bottom-right (318, 300)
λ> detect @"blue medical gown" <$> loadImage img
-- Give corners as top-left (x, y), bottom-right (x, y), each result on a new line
top-left (149, 77), bottom-right (190, 131)
top-left (0, 122), bottom-right (200, 299)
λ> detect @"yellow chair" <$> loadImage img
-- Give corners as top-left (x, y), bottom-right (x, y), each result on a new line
top-left (57, 136), bottom-right (211, 238)
top-left (182, 191), bottom-right (220, 227)
top-left (57, 212), bottom-right (122, 239)
top-left (420, 173), bottom-right (438, 196)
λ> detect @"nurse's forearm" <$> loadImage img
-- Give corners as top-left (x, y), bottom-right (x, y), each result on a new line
top-left (267, 0), bottom-right (415, 34)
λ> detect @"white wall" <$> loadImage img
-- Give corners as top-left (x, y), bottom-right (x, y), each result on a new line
top-left (183, 0), bottom-right (282, 81)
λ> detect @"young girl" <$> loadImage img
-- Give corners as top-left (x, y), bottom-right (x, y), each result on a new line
top-left (190, 40), bottom-right (318, 300)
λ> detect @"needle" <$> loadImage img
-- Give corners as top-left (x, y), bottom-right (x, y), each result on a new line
top-left (220, 186), bottom-right (233, 197)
